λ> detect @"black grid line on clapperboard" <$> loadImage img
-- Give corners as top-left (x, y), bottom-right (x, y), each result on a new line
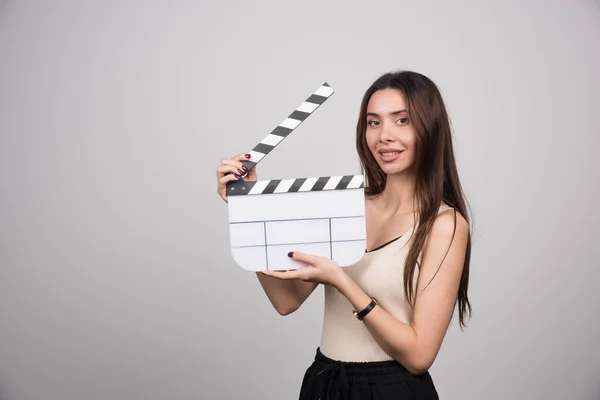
top-left (232, 215), bottom-right (366, 270)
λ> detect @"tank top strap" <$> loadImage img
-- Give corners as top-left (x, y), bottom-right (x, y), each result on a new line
top-left (438, 204), bottom-right (454, 213)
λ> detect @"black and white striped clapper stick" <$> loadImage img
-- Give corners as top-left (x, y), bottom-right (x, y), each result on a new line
top-left (234, 82), bottom-right (334, 177)
top-left (226, 83), bottom-right (367, 272)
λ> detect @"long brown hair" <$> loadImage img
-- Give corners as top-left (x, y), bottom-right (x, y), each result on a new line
top-left (356, 70), bottom-right (473, 328)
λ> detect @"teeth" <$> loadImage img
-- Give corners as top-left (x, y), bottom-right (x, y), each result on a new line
top-left (381, 151), bottom-right (400, 156)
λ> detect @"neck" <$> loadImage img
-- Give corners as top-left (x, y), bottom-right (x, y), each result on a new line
top-left (378, 172), bottom-right (417, 213)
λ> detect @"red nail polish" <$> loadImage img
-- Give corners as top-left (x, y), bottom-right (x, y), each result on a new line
top-left (245, 154), bottom-right (251, 159)
top-left (288, 252), bottom-right (294, 258)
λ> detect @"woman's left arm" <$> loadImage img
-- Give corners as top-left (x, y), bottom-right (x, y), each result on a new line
top-left (337, 210), bottom-right (469, 375)
top-left (261, 210), bottom-right (469, 375)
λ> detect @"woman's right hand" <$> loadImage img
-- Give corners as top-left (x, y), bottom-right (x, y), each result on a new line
top-left (216, 152), bottom-right (257, 203)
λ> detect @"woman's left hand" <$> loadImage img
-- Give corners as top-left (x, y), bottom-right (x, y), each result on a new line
top-left (261, 251), bottom-right (346, 289)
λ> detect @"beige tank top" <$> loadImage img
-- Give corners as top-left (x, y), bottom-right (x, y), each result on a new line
top-left (319, 204), bottom-right (453, 362)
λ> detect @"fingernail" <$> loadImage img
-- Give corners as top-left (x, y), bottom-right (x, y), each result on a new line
top-left (287, 252), bottom-right (294, 258)
top-left (242, 165), bottom-right (247, 172)
top-left (238, 169), bottom-right (243, 175)
top-left (234, 174), bottom-right (241, 179)
top-left (245, 154), bottom-right (251, 159)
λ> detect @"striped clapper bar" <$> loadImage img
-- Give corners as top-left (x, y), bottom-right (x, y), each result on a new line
top-left (226, 83), bottom-right (367, 271)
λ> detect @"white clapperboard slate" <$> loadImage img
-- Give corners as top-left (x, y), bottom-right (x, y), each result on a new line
top-left (226, 83), bottom-right (367, 271)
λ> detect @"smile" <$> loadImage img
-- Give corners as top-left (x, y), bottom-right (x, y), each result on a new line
top-left (378, 149), bottom-right (404, 162)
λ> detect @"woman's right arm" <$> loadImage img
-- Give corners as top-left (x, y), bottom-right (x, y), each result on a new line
top-left (255, 272), bottom-right (318, 315)
top-left (216, 152), bottom-right (319, 315)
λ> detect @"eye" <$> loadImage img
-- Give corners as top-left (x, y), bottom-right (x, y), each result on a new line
top-left (396, 117), bottom-right (409, 125)
top-left (367, 120), bottom-right (380, 127)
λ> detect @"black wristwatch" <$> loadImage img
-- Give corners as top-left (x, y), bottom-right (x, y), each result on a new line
top-left (353, 298), bottom-right (378, 321)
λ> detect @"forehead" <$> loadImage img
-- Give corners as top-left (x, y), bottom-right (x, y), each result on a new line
top-left (367, 89), bottom-right (407, 111)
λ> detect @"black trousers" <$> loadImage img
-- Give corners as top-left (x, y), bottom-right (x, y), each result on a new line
top-left (299, 348), bottom-right (439, 400)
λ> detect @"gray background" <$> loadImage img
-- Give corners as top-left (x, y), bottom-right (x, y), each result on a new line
top-left (1, 0), bottom-right (599, 399)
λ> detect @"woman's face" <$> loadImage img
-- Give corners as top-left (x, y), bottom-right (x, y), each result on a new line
top-left (365, 89), bottom-right (417, 177)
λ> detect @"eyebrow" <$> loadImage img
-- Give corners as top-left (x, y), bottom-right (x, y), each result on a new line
top-left (366, 109), bottom-right (407, 117)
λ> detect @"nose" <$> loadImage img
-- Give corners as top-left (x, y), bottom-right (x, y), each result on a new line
top-left (379, 122), bottom-right (394, 142)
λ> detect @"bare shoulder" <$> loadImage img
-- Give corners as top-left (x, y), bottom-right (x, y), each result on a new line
top-left (430, 207), bottom-right (469, 241)
top-left (418, 207), bottom-right (469, 278)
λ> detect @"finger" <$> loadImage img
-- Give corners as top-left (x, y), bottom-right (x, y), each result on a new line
top-left (224, 164), bottom-right (250, 179)
top-left (288, 251), bottom-right (321, 266)
top-left (231, 153), bottom-right (254, 177)
top-left (218, 158), bottom-right (246, 172)
top-left (233, 152), bottom-right (252, 162)
top-left (220, 158), bottom-right (247, 170)
top-left (219, 173), bottom-right (241, 186)
top-left (223, 153), bottom-right (252, 172)
top-left (217, 164), bottom-right (244, 179)
top-left (261, 269), bottom-right (302, 280)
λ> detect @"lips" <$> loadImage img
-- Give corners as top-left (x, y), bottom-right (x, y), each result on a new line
top-left (378, 148), bottom-right (403, 155)
top-left (378, 148), bottom-right (404, 162)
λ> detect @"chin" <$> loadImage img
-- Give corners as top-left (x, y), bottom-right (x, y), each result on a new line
top-left (380, 164), bottom-right (407, 176)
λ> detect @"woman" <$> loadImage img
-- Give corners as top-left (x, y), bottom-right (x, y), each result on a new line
top-left (215, 70), bottom-right (472, 399)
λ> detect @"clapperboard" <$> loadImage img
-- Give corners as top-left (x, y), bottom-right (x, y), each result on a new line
top-left (226, 83), bottom-right (367, 271)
